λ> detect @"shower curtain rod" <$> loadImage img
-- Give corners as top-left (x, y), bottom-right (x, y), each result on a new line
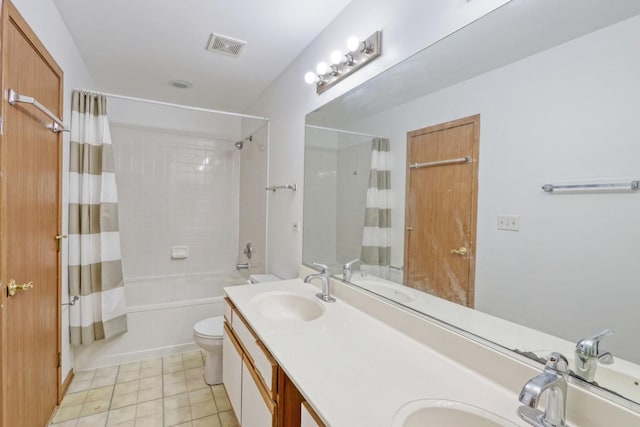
top-left (76, 89), bottom-right (270, 121)
top-left (305, 124), bottom-right (386, 139)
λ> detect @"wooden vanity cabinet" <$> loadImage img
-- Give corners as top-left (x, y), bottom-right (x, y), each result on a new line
top-left (224, 297), bottom-right (305, 427)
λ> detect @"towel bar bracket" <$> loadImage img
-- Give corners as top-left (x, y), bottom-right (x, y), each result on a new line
top-left (265, 184), bottom-right (296, 192)
top-left (7, 88), bottom-right (68, 133)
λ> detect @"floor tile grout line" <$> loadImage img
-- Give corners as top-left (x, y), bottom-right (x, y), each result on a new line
top-left (51, 350), bottom-right (236, 427)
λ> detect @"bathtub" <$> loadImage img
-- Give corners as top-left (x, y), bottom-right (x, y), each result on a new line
top-left (73, 272), bottom-right (248, 371)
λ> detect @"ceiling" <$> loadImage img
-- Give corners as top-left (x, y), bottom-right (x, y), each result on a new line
top-left (53, 0), bottom-right (352, 113)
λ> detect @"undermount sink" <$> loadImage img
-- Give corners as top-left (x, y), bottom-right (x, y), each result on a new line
top-left (251, 292), bottom-right (325, 322)
top-left (392, 399), bottom-right (518, 427)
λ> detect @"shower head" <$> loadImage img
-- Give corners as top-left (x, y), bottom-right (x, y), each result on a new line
top-left (234, 135), bottom-right (253, 150)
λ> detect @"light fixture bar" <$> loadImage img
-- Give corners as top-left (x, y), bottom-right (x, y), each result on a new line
top-left (313, 30), bottom-right (382, 95)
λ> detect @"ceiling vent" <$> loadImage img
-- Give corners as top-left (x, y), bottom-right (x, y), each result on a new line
top-left (206, 33), bottom-right (247, 57)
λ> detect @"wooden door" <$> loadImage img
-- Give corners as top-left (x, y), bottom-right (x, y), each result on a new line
top-left (403, 115), bottom-right (479, 307)
top-left (0, 2), bottom-right (63, 426)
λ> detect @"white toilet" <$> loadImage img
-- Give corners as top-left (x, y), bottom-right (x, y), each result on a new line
top-left (193, 316), bottom-right (224, 385)
top-left (193, 273), bottom-right (281, 385)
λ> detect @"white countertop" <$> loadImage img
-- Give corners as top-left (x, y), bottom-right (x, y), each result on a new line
top-left (225, 279), bottom-right (528, 427)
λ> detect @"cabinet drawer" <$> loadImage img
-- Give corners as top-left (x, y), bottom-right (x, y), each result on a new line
top-left (224, 297), bottom-right (234, 324)
top-left (231, 308), bottom-right (278, 398)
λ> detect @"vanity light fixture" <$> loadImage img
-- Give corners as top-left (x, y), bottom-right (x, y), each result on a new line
top-left (304, 30), bottom-right (382, 94)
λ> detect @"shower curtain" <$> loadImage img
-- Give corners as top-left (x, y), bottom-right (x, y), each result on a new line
top-left (68, 90), bottom-right (127, 345)
top-left (361, 137), bottom-right (391, 278)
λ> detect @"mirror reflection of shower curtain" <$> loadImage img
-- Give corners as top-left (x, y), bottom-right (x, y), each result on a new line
top-left (361, 137), bottom-right (391, 279)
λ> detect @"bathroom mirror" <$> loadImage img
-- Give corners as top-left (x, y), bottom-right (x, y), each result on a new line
top-left (303, 0), bottom-right (640, 406)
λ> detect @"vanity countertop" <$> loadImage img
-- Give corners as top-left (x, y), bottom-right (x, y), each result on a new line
top-left (224, 279), bottom-right (527, 426)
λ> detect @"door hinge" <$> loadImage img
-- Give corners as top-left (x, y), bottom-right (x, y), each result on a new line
top-left (0, 116), bottom-right (3, 136)
top-left (57, 352), bottom-right (62, 368)
top-left (55, 234), bottom-right (67, 252)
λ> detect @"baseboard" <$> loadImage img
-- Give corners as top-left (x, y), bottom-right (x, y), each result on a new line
top-left (60, 369), bottom-right (74, 402)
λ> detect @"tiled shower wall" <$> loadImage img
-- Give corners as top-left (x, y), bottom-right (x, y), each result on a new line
top-left (111, 125), bottom-right (240, 279)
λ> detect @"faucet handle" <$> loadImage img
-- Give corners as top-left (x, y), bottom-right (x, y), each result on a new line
top-left (545, 352), bottom-right (569, 374)
top-left (576, 329), bottom-right (614, 357)
top-left (598, 352), bottom-right (614, 365)
top-left (343, 258), bottom-right (359, 269)
top-left (312, 262), bottom-right (330, 274)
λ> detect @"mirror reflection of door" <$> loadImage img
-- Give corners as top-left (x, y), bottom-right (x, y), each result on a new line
top-left (403, 115), bottom-right (479, 307)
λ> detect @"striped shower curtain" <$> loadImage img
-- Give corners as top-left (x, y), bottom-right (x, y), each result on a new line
top-left (68, 91), bottom-right (127, 345)
top-left (361, 138), bottom-right (391, 278)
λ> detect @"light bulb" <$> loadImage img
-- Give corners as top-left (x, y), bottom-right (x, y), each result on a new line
top-left (330, 50), bottom-right (343, 65)
top-left (304, 71), bottom-right (317, 85)
top-left (316, 61), bottom-right (328, 75)
top-left (347, 36), bottom-right (360, 52)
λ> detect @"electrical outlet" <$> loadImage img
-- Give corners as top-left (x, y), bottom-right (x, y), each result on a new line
top-left (497, 215), bottom-right (520, 231)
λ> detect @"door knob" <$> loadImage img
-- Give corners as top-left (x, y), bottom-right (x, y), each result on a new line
top-left (450, 247), bottom-right (467, 256)
top-left (7, 279), bottom-right (35, 297)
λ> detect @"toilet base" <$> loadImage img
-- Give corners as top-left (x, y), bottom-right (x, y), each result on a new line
top-left (202, 347), bottom-right (223, 385)
top-left (193, 316), bottom-right (224, 386)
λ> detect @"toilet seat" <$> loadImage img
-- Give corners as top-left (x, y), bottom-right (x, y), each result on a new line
top-left (193, 316), bottom-right (224, 338)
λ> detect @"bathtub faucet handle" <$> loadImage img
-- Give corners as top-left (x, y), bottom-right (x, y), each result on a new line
top-left (243, 242), bottom-right (253, 260)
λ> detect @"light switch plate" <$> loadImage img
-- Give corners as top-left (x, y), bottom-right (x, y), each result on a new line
top-left (498, 215), bottom-right (520, 231)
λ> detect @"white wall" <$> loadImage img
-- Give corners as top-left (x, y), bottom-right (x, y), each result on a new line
top-left (245, 0), bottom-right (510, 278)
top-left (322, 16), bottom-right (640, 362)
top-left (11, 0), bottom-right (96, 382)
top-left (111, 126), bottom-right (240, 279)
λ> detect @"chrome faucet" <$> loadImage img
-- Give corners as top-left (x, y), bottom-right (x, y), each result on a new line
top-left (304, 262), bottom-right (336, 303)
top-left (575, 329), bottom-right (614, 382)
top-left (517, 352), bottom-right (569, 427)
top-left (342, 258), bottom-right (359, 282)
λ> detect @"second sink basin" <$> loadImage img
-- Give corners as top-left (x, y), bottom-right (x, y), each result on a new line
top-left (251, 292), bottom-right (325, 322)
top-left (392, 399), bottom-right (518, 427)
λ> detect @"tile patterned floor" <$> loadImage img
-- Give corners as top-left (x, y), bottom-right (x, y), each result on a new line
top-left (49, 350), bottom-right (239, 427)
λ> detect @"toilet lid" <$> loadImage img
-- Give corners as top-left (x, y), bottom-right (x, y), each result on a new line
top-left (194, 316), bottom-right (224, 337)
